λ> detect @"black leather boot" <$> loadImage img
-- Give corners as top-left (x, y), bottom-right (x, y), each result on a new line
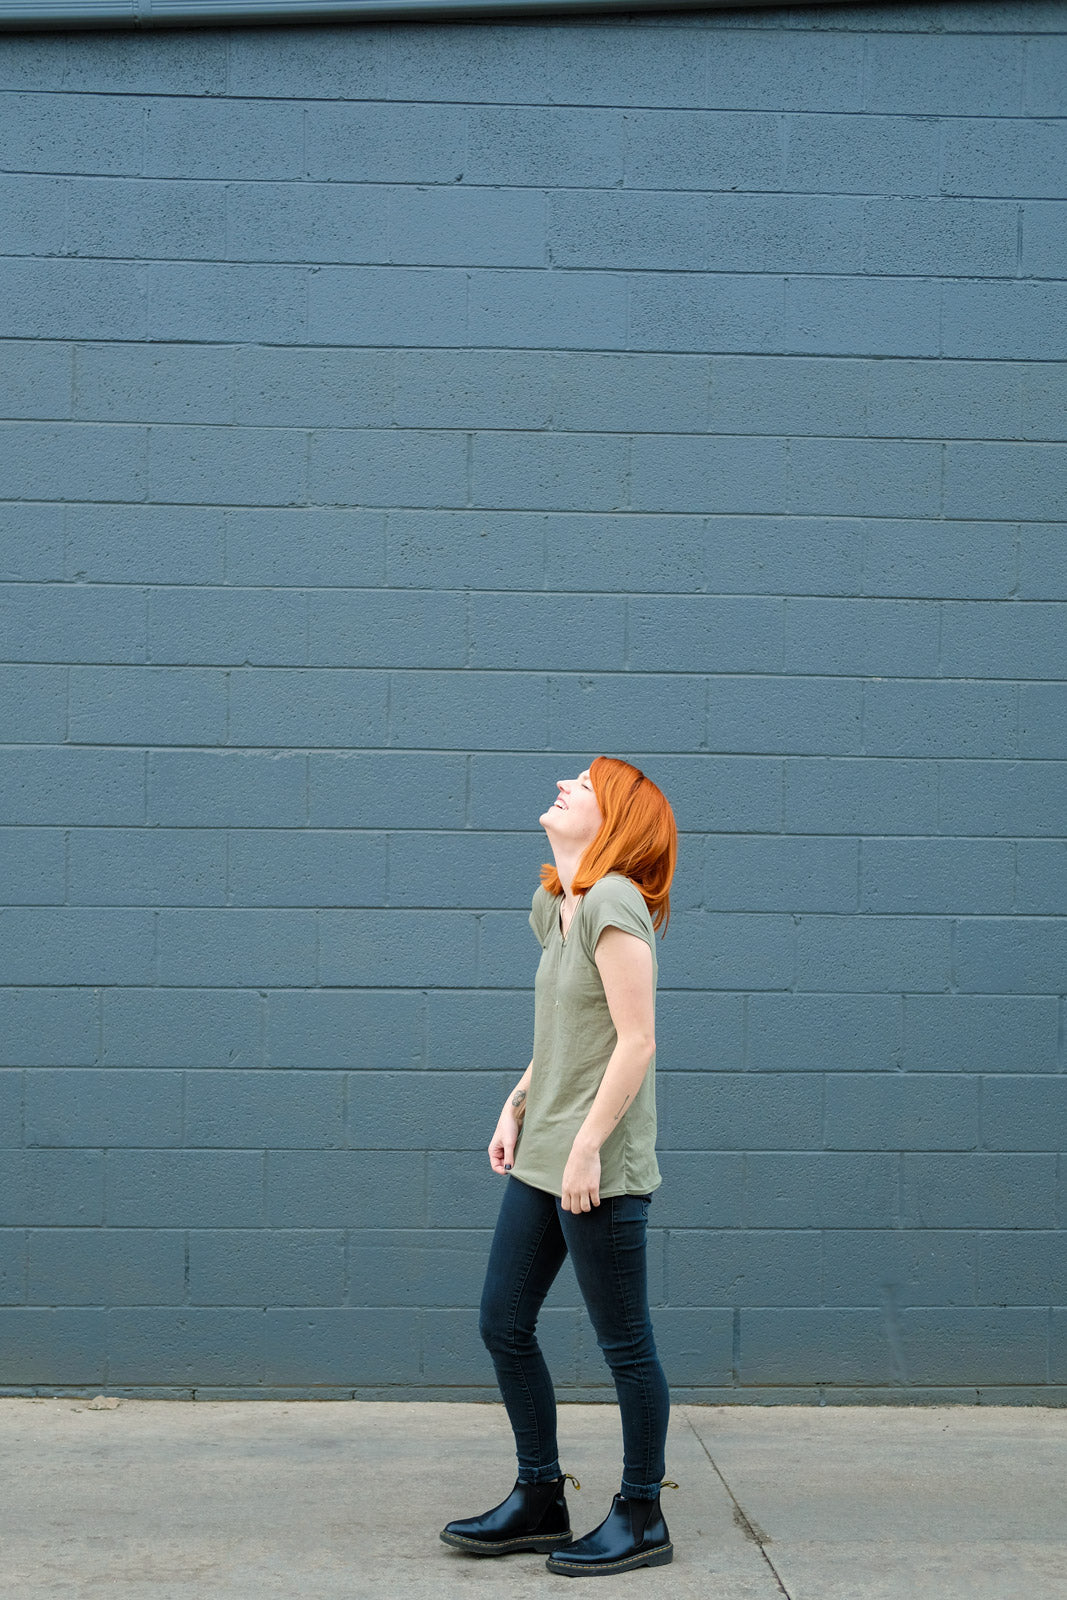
top-left (440, 1473), bottom-right (579, 1556)
top-left (545, 1483), bottom-right (677, 1576)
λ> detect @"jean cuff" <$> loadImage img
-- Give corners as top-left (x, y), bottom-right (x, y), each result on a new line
top-left (621, 1476), bottom-right (665, 1501)
top-left (519, 1461), bottom-right (563, 1484)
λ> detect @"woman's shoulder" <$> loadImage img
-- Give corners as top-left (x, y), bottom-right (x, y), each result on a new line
top-left (529, 883), bottom-right (558, 943)
top-left (583, 873), bottom-right (654, 934)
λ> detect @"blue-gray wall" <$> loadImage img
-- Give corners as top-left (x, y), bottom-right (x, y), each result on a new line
top-left (1, 2), bottom-right (1065, 1402)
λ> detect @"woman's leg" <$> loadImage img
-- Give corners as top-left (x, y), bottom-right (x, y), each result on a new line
top-left (558, 1192), bottom-right (670, 1500)
top-left (479, 1176), bottom-right (569, 1482)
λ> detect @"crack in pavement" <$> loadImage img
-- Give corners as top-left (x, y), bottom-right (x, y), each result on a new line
top-left (683, 1408), bottom-right (793, 1600)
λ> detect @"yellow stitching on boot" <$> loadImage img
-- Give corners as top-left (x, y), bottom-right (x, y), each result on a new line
top-left (549, 1543), bottom-right (673, 1572)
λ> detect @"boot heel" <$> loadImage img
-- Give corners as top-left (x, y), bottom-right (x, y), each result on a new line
top-left (645, 1542), bottom-right (674, 1568)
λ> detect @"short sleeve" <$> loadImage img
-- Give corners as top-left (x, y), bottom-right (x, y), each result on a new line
top-left (577, 874), bottom-right (655, 963)
top-left (529, 885), bottom-right (556, 947)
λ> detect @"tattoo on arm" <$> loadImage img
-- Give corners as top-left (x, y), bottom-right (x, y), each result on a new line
top-left (612, 1095), bottom-right (631, 1125)
top-left (511, 1088), bottom-right (527, 1114)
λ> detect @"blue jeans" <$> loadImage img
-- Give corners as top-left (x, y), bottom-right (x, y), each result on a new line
top-left (478, 1175), bottom-right (670, 1500)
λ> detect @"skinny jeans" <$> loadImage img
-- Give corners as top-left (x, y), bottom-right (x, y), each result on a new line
top-left (478, 1174), bottom-right (670, 1500)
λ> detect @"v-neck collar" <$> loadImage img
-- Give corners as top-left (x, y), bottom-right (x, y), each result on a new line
top-left (558, 893), bottom-right (584, 945)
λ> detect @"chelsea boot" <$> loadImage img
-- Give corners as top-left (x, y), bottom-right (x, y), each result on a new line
top-left (440, 1473), bottom-right (579, 1557)
top-left (544, 1485), bottom-right (676, 1577)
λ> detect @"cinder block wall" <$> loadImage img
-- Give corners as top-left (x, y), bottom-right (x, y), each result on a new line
top-left (1, 2), bottom-right (1065, 1401)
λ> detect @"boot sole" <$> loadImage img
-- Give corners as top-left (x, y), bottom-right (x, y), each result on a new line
top-left (545, 1541), bottom-right (673, 1576)
top-left (441, 1529), bottom-right (573, 1557)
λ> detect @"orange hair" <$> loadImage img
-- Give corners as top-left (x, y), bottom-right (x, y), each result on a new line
top-left (540, 757), bottom-right (678, 934)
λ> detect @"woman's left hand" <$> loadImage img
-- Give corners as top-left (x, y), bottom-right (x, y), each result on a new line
top-left (561, 1143), bottom-right (601, 1214)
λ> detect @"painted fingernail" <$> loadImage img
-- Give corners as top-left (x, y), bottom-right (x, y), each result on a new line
top-left (504, 1164), bottom-right (512, 1171)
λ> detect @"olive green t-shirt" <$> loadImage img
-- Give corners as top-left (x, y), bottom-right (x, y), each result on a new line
top-left (510, 872), bottom-right (662, 1200)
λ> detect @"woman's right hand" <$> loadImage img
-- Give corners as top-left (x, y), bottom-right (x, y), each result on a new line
top-left (488, 1103), bottom-right (522, 1175)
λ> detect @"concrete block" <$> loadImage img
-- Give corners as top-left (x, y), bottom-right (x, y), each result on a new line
top-left (469, 104), bottom-right (622, 186)
top-left (318, 909), bottom-right (478, 988)
top-left (670, 1229), bottom-right (820, 1307)
top-left (748, 994), bottom-right (901, 1074)
top-left (784, 111), bottom-right (938, 194)
top-left (389, 20), bottom-right (549, 103)
top-left (1018, 530), bottom-right (1067, 601)
top-left (108, 1308), bottom-right (266, 1386)
top-left (740, 1308), bottom-right (893, 1385)
top-left (551, 352), bottom-right (709, 433)
top-left (981, 1075), bottom-right (1067, 1151)
top-left (823, 1229), bottom-right (977, 1307)
top-left (956, 918), bottom-right (1067, 994)
top-left (148, 751), bottom-right (305, 828)
top-left (390, 185), bottom-right (544, 268)
top-left (863, 197), bottom-right (1017, 276)
top-left (788, 438), bottom-right (941, 518)
top-left (424, 991), bottom-right (534, 1073)
top-left (189, 1229), bottom-right (345, 1306)
top-left (107, 1151), bottom-right (264, 1228)
top-left (708, 355), bottom-right (865, 438)
top-left (145, 97), bottom-right (302, 178)
top-left (61, 26), bottom-right (225, 93)
top-left (267, 989), bottom-right (424, 1072)
top-left (707, 516), bottom-right (865, 596)
top-left (426, 1150), bottom-right (501, 1228)
top-left (548, 191), bottom-right (708, 272)
top-left (867, 360), bottom-right (1022, 444)
top-left (390, 670), bottom-right (547, 750)
top-left (629, 272), bottom-right (784, 354)
top-left (0, 35), bottom-right (67, 89)
top-left (0, 1150), bottom-right (104, 1226)
top-left (0, 832), bottom-right (63, 908)
top-left (0, 422), bottom-right (146, 503)
top-left (157, 908), bottom-right (317, 987)
top-left (650, 1151), bottom-right (742, 1228)
top-left (661, 1072), bottom-right (821, 1151)
top-left (943, 114), bottom-right (1065, 197)
top-left (656, 910), bottom-right (794, 992)
top-left (1016, 839), bottom-right (1067, 912)
top-left (149, 589), bottom-right (307, 668)
top-left (308, 266), bottom-right (465, 347)
top-left (347, 1229), bottom-right (492, 1308)
top-left (186, 1071), bottom-right (345, 1150)
top-left (0, 503), bottom-right (64, 580)
top-left (227, 667), bottom-right (388, 749)
top-left (69, 665), bottom-right (227, 746)
top-left (235, 348), bottom-right (389, 430)
top-left (784, 598), bottom-right (938, 676)
top-left (347, 1070), bottom-right (508, 1151)
top-left (863, 520), bottom-right (1016, 599)
top-left (705, 835), bottom-right (857, 913)
top-left (786, 276), bottom-right (940, 357)
top-left (903, 1152), bottom-right (1057, 1228)
top-left (147, 263), bottom-right (307, 345)
top-left (476, 910), bottom-right (542, 989)
top-left (648, 1306), bottom-right (735, 1386)
top-left (0, 583), bottom-right (146, 665)
top-left (227, 181), bottom-right (388, 265)
top-left (471, 269), bottom-right (626, 351)
top-left (229, 828), bottom-right (386, 908)
top-left (1022, 362), bottom-right (1067, 444)
top-left (0, 89), bottom-right (142, 173)
top-left (795, 914), bottom-right (950, 993)
top-left (0, 746), bottom-right (146, 827)
top-left (265, 1306), bottom-right (419, 1385)
top-left (25, 1069), bottom-right (182, 1148)
top-left (0, 258), bottom-right (145, 341)
top-left (1022, 199), bottom-right (1067, 277)
top-left (866, 34), bottom-right (1023, 115)
top-left (306, 99), bottom-right (462, 181)
top-left (707, 29), bottom-right (864, 110)
top-left (0, 665), bottom-right (66, 743)
top-left (938, 758), bottom-right (1065, 837)
top-left (626, 107), bottom-right (780, 189)
top-left (266, 1149), bottom-right (421, 1228)
top-left (472, 431), bottom-right (626, 512)
top-left (549, 672), bottom-right (704, 754)
top-left (74, 342), bottom-right (232, 426)
top-left (630, 596), bottom-right (782, 673)
top-left (394, 349), bottom-right (551, 430)
top-left (0, 1308), bottom-right (105, 1384)
top-left (310, 427), bottom-right (466, 510)
top-left (227, 21), bottom-right (388, 98)
top-left (387, 831), bottom-right (538, 910)
top-left (226, 507), bottom-right (384, 588)
top-left (706, 194), bottom-right (865, 274)
top-left (545, 514), bottom-right (704, 594)
top-left (863, 680), bottom-right (1018, 759)
top-left (103, 987), bottom-right (261, 1070)
top-left (148, 424), bottom-right (306, 508)
top-left (898, 1308), bottom-right (1047, 1385)
top-left (0, 1229), bottom-right (24, 1303)
top-left (785, 756), bottom-right (938, 834)
top-left (67, 505), bottom-right (226, 585)
top-left (943, 283), bottom-right (1067, 362)
top-left (469, 593), bottom-right (625, 671)
top-left (903, 996), bottom-right (1058, 1075)
top-left (707, 676), bottom-right (861, 755)
top-left (1025, 34), bottom-right (1067, 113)
top-left (386, 509), bottom-right (542, 589)
top-left (0, 1071), bottom-right (22, 1145)
top-left (824, 1072), bottom-right (978, 1152)
top-left (0, 909), bottom-right (154, 986)
top-left (977, 1230), bottom-right (1067, 1303)
top-left (308, 751), bottom-right (466, 829)
top-left (0, 331), bottom-right (69, 415)
top-left (66, 178), bottom-right (225, 261)
top-left (652, 992), bottom-right (745, 1073)
top-left (632, 435), bottom-right (787, 516)
top-left (27, 1228), bottom-right (184, 1305)
top-left (0, 988), bottom-right (97, 1068)
top-left (308, 590), bottom-right (466, 669)
top-left (860, 839), bottom-right (1014, 914)
top-left (941, 600), bottom-right (1066, 679)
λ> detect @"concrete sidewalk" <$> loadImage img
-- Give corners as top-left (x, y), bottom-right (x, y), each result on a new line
top-left (2, 1399), bottom-right (1065, 1600)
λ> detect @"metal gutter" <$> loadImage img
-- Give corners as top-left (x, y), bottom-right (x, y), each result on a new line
top-left (0, 0), bottom-right (858, 31)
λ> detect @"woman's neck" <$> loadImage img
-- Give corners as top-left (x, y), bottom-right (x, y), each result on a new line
top-left (550, 844), bottom-right (583, 903)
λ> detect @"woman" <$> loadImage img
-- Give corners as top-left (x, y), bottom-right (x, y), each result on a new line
top-left (440, 756), bottom-right (678, 1577)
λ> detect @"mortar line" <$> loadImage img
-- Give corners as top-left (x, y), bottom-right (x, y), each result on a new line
top-left (682, 1408), bottom-right (792, 1599)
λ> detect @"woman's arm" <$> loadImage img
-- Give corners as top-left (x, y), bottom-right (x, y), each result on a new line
top-left (488, 1060), bottom-right (534, 1175)
top-left (560, 926), bottom-right (656, 1214)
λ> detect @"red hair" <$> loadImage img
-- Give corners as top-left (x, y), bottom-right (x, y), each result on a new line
top-left (541, 757), bottom-right (677, 934)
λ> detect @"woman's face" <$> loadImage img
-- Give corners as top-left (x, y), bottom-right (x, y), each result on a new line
top-left (540, 767), bottom-right (603, 849)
